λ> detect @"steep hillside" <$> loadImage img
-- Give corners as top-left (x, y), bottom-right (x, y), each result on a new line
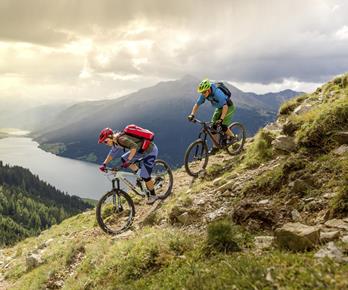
top-left (0, 162), bottom-right (93, 246)
top-left (32, 75), bottom-right (300, 167)
top-left (0, 75), bottom-right (347, 289)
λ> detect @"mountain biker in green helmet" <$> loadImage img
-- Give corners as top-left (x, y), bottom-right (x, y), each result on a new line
top-left (188, 78), bottom-right (236, 155)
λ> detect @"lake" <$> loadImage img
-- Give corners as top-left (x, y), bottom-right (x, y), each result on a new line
top-left (0, 135), bottom-right (111, 199)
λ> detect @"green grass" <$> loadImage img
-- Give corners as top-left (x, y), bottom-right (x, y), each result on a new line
top-left (296, 98), bottom-right (348, 151)
top-left (241, 129), bottom-right (275, 168)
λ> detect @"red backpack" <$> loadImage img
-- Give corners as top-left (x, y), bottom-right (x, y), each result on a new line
top-left (122, 124), bottom-right (155, 152)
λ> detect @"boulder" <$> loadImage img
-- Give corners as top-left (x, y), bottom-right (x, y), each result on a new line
top-left (325, 219), bottom-right (348, 231)
top-left (26, 253), bottom-right (43, 270)
top-left (275, 222), bottom-right (320, 251)
top-left (272, 135), bottom-right (297, 153)
top-left (320, 231), bottom-right (341, 243)
top-left (314, 242), bottom-right (348, 263)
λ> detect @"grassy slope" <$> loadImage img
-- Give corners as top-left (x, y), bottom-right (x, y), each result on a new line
top-left (1, 74), bottom-right (348, 290)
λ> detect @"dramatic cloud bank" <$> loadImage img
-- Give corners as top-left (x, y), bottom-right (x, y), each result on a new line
top-left (0, 0), bottom-right (347, 104)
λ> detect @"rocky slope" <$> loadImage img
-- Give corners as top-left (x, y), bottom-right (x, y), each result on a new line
top-left (0, 74), bottom-right (347, 289)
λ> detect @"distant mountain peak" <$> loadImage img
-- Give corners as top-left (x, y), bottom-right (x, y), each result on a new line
top-left (180, 74), bottom-right (199, 82)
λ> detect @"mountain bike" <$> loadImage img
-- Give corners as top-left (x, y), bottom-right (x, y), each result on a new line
top-left (96, 158), bottom-right (173, 235)
top-left (184, 118), bottom-right (246, 177)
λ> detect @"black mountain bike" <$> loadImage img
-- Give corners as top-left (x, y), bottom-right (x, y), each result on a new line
top-left (96, 158), bottom-right (173, 235)
top-left (184, 118), bottom-right (246, 177)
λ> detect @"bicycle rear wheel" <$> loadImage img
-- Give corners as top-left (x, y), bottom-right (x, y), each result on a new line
top-left (96, 189), bottom-right (135, 235)
top-left (152, 159), bottom-right (173, 200)
top-left (184, 139), bottom-right (209, 177)
top-left (225, 122), bottom-right (246, 155)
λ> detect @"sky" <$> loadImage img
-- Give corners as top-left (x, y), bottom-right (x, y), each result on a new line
top-left (1, 0), bottom-right (348, 106)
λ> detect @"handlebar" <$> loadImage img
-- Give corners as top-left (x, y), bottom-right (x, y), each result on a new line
top-left (190, 118), bottom-right (212, 126)
top-left (103, 157), bottom-right (144, 173)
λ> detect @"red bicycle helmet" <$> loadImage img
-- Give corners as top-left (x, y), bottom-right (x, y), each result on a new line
top-left (98, 128), bottom-right (113, 143)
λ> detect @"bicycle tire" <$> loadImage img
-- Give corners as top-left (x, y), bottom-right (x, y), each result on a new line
top-left (96, 189), bottom-right (135, 235)
top-left (152, 159), bottom-right (174, 200)
top-left (184, 139), bottom-right (209, 177)
top-left (225, 122), bottom-right (246, 155)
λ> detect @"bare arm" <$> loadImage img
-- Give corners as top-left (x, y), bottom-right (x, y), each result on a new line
top-left (220, 104), bottom-right (228, 120)
top-left (191, 103), bottom-right (200, 116)
top-left (103, 155), bottom-right (113, 165)
top-left (127, 148), bottom-right (137, 161)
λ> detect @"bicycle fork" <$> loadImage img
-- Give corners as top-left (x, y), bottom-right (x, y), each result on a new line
top-left (112, 179), bottom-right (123, 212)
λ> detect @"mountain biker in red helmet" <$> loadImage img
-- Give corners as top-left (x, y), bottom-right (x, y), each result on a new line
top-left (98, 127), bottom-right (158, 205)
top-left (188, 78), bottom-right (236, 155)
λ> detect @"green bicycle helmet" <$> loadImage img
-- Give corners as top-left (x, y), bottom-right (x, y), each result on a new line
top-left (197, 78), bottom-right (211, 93)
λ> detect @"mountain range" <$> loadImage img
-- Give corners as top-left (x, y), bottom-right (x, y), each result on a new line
top-left (31, 75), bottom-right (301, 167)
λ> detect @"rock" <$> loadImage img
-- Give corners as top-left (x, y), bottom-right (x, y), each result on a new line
top-left (333, 131), bottom-right (348, 145)
top-left (293, 104), bottom-right (313, 115)
top-left (272, 135), bottom-right (297, 152)
top-left (216, 180), bottom-right (234, 192)
top-left (255, 236), bottom-right (274, 250)
top-left (194, 198), bottom-right (206, 206)
top-left (303, 197), bottom-right (315, 202)
top-left (26, 253), bottom-right (43, 270)
top-left (314, 242), bottom-right (348, 263)
top-left (212, 177), bottom-right (223, 186)
top-left (341, 235), bottom-right (348, 243)
top-left (264, 122), bottom-right (282, 132)
top-left (275, 222), bottom-right (320, 251)
top-left (258, 199), bottom-right (270, 205)
top-left (232, 201), bottom-right (278, 231)
top-left (38, 238), bottom-right (54, 250)
top-left (282, 120), bottom-right (300, 136)
top-left (291, 209), bottom-right (302, 222)
top-left (333, 145), bottom-right (348, 155)
top-left (177, 212), bottom-right (195, 225)
top-left (205, 207), bottom-right (228, 222)
top-left (325, 219), bottom-right (348, 231)
top-left (323, 192), bottom-right (336, 199)
top-left (288, 180), bottom-right (311, 195)
top-left (320, 231), bottom-right (341, 243)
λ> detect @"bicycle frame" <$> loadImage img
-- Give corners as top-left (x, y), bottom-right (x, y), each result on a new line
top-left (196, 120), bottom-right (223, 148)
top-left (110, 171), bottom-right (146, 197)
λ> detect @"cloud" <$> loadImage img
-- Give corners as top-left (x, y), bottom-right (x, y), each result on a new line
top-left (0, 0), bottom-right (348, 105)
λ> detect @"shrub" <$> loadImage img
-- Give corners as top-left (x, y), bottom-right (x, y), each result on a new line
top-left (206, 219), bottom-right (240, 254)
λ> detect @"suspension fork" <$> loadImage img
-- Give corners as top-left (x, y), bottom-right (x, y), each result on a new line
top-left (196, 129), bottom-right (208, 157)
top-left (112, 178), bottom-right (122, 207)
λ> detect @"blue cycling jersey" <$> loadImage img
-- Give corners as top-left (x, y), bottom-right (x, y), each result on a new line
top-left (196, 83), bottom-right (228, 109)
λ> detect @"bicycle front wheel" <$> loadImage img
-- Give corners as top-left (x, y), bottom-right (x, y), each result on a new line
top-left (184, 139), bottom-right (209, 177)
top-left (225, 122), bottom-right (246, 155)
top-left (96, 189), bottom-right (135, 235)
top-left (152, 159), bottom-right (173, 200)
